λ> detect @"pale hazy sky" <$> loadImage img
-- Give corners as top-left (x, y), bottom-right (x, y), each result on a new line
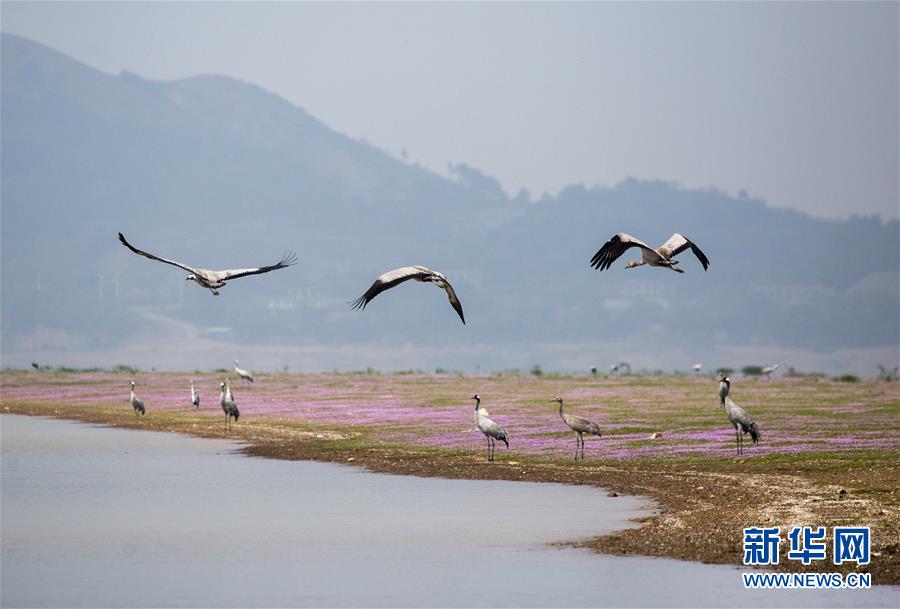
top-left (3, 1), bottom-right (898, 219)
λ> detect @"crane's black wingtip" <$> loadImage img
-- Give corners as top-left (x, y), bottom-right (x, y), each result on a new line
top-left (348, 296), bottom-right (368, 311)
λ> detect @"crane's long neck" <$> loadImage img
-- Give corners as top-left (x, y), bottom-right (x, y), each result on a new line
top-left (557, 400), bottom-right (565, 420)
top-left (130, 387), bottom-right (136, 402)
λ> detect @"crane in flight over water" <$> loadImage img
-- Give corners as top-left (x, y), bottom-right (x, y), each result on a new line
top-left (590, 233), bottom-right (710, 273)
top-left (118, 232), bottom-right (296, 295)
top-left (350, 266), bottom-right (465, 324)
top-left (471, 395), bottom-right (508, 461)
top-left (718, 375), bottom-right (760, 455)
top-left (552, 397), bottom-right (602, 461)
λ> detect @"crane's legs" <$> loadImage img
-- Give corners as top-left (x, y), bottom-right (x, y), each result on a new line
top-left (574, 433), bottom-right (585, 461)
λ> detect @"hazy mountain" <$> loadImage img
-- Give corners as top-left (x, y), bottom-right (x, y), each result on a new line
top-left (2, 34), bottom-right (897, 375)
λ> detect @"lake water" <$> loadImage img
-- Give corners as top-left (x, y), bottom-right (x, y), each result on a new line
top-left (1, 415), bottom-right (895, 608)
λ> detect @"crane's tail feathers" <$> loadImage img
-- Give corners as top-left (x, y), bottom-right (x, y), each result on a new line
top-left (749, 422), bottom-right (760, 444)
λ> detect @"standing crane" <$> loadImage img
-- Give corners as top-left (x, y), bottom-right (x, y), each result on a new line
top-left (225, 379), bottom-right (235, 404)
top-left (190, 379), bottom-right (200, 408)
top-left (877, 365), bottom-right (899, 381)
top-left (233, 360), bottom-right (254, 384)
top-left (762, 364), bottom-right (780, 378)
top-left (609, 362), bottom-right (631, 375)
top-left (219, 381), bottom-right (240, 428)
top-left (129, 381), bottom-right (146, 418)
top-left (552, 397), bottom-right (602, 461)
top-left (471, 395), bottom-right (508, 461)
top-left (718, 375), bottom-right (760, 455)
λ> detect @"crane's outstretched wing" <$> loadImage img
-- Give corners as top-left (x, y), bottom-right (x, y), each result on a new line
top-left (657, 233), bottom-right (710, 270)
top-left (350, 266), bottom-right (431, 310)
top-left (118, 232), bottom-right (198, 274)
top-left (439, 280), bottom-right (466, 325)
top-left (590, 233), bottom-right (655, 270)
top-left (219, 253), bottom-right (298, 280)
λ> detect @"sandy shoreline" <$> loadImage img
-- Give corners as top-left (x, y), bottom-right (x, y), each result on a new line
top-left (2, 372), bottom-right (898, 584)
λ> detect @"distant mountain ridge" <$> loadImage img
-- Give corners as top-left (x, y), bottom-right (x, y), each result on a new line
top-left (2, 33), bottom-right (897, 375)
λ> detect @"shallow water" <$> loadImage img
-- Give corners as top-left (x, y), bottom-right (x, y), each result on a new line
top-left (1, 415), bottom-right (895, 608)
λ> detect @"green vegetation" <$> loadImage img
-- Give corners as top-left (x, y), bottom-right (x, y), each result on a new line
top-left (833, 374), bottom-right (860, 383)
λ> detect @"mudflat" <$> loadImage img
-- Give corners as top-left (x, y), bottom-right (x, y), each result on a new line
top-left (2, 371), bottom-right (897, 584)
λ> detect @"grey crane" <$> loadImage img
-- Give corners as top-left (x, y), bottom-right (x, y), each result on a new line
top-left (877, 365), bottom-right (899, 381)
top-left (118, 232), bottom-right (296, 295)
top-left (552, 397), bottom-right (602, 461)
top-left (129, 381), bottom-right (145, 418)
top-left (219, 381), bottom-right (240, 428)
top-left (190, 379), bottom-right (200, 408)
top-left (233, 360), bottom-right (254, 384)
top-left (718, 375), bottom-right (760, 455)
top-left (609, 362), bottom-right (631, 375)
top-left (351, 266), bottom-right (465, 324)
top-left (762, 364), bottom-right (780, 378)
top-left (590, 232), bottom-right (710, 273)
top-left (471, 395), bottom-right (508, 461)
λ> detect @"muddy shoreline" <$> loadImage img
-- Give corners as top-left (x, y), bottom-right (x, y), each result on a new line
top-left (3, 399), bottom-right (897, 585)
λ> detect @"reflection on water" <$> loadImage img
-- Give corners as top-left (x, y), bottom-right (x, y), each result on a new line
top-left (1, 415), bottom-right (895, 608)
